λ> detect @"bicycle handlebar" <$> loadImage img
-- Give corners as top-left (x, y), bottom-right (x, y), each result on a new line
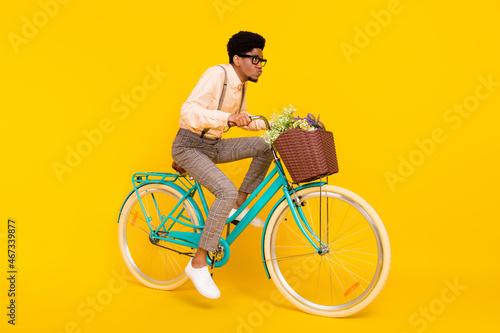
top-left (249, 115), bottom-right (272, 131)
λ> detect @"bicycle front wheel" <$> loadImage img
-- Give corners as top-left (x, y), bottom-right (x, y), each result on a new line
top-left (264, 185), bottom-right (391, 317)
top-left (118, 183), bottom-right (200, 290)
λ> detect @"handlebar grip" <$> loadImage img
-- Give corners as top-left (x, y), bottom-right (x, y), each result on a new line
top-left (249, 115), bottom-right (272, 131)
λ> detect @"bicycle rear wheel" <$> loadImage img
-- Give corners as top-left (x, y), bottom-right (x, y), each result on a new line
top-left (264, 185), bottom-right (391, 317)
top-left (118, 183), bottom-right (200, 290)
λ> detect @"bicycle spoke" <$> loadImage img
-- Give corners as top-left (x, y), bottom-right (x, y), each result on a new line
top-left (130, 243), bottom-right (150, 272)
top-left (323, 258), bottom-right (339, 305)
top-left (276, 228), bottom-right (309, 246)
top-left (275, 237), bottom-right (311, 246)
top-left (328, 199), bottom-right (341, 236)
top-left (306, 198), bottom-right (316, 235)
top-left (315, 258), bottom-right (322, 303)
top-left (128, 216), bottom-right (149, 235)
top-left (330, 235), bottom-right (376, 250)
top-left (165, 242), bottom-right (186, 272)
top-left (129, 241), bottom-right (148, 255)
top-left (129, 221), bottom-right (150, 235)
top-left (316, 257), bottom-right (334, 306)
top-left (129, 211), bottom-right (147, 223)
top-left (295, 259), bottom-right (319, 299)
top-left (326, 255), bottom-right (370, 286)
top-left (334, 217), bottom-right (364, 239)
top-left (333, 253), bottom-right (376, 272)
top-left (267, 251), bottom-right (317, 263)
top-left (126, 239), bottom-right (152, 243)
top-left (324, 255), bottom-right (350, 302)
top-left (162, 245), bottom-right (180, 278)
top-left (280, 219), bottom-right (311, 246)
top-left (334, 245), bottom-right (377, 253)
top-left (326, 256), bottom-right (358, 301)
top-left (157, 247), bottom-right (169, 277)
top-left (336, 253), bottom-right (377, 266)
top-left (332, 202), bottom-right (350, 242)
top-left (332, 210), bottom-right (359, 244)
top-left (332, 254), bottom-right (369, 297)
top-left (334, 226), bottom-right (371, 244)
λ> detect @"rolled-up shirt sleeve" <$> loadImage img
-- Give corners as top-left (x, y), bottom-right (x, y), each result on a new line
top-left (180, 67), bottom-right (231, 130)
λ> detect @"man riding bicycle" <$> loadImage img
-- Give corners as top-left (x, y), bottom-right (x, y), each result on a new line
top-left (171, 31), bottom-right (272, 299)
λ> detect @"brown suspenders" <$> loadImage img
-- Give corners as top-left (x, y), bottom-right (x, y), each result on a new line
top-left (200, 65), bottom-right (246, 138)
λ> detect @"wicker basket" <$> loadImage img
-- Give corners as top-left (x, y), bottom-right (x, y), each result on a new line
top-left (274, 128), bottom-right (339, 183)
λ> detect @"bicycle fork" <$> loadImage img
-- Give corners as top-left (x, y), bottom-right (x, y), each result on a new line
top-left (282, 182), bottom-right (329, 254)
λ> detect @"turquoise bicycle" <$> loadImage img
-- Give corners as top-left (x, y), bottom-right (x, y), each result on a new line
top-left (117, 116), bottom-right (391, 317)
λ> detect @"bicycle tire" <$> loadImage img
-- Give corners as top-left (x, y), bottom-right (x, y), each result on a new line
top-left (263, 185), bottom-right (391, 317)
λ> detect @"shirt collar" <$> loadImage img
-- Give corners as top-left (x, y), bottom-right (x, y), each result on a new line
top-left (225, 64), bottom-right (245, 90)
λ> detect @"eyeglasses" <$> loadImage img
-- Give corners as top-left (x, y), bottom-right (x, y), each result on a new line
top-left (237, 54), bottom-right (267, 67)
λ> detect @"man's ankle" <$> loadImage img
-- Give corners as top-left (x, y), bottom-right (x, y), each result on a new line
top-left (191, 259), bottom-right (206, 269)
top-left (191, 249), bottom-right (208, 269)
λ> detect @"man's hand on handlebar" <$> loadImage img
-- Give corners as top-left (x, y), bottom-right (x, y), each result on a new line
top-left (224, 114), bottom-right (271, 133)
top-left (228, 113), bottom-right (251, 127)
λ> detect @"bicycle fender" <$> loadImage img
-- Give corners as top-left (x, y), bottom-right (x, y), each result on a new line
top-left (117, 182), bottom-right (205, 226)
top-left (260, 181), bottom-right (327, 279)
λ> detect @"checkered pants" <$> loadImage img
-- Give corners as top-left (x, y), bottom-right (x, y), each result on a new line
top-left (171, 128), bottom-right (273, 252)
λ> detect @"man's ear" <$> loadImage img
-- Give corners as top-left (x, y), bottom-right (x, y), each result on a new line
top-left (232, 54), bottom-right (240, 66)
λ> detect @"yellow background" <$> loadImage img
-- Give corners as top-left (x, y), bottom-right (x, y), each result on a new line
top-left (1, 0), bottom-right (499, 332)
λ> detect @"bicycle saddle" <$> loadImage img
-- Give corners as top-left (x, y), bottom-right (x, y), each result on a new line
top-left (172, 161), bottom-right (187, 175)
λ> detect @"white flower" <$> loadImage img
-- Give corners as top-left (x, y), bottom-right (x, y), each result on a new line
top-left (261, 105), bottom-right (315, 146)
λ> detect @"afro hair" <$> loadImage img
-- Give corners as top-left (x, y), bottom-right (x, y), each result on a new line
top-left (227, 31), bottom-right (266, 64)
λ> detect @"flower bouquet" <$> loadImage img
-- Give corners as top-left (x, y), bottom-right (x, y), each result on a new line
top-left (263, 105), bottom-right (339, 183)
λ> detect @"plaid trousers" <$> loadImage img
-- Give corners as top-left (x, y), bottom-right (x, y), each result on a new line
top-left (171, 128), bottom-right (273, 252)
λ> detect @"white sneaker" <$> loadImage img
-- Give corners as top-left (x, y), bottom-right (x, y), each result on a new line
top-left (185, 259), bottom-right (220, 299)
top-left (230, 207), bottom-right (265, 227)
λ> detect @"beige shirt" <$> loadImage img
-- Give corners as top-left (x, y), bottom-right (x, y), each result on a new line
top-left (179, 64), bottom-right (267, 138)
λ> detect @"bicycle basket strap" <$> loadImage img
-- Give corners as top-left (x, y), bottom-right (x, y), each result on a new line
top-left (200, 65), bottom-right (246, 138)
